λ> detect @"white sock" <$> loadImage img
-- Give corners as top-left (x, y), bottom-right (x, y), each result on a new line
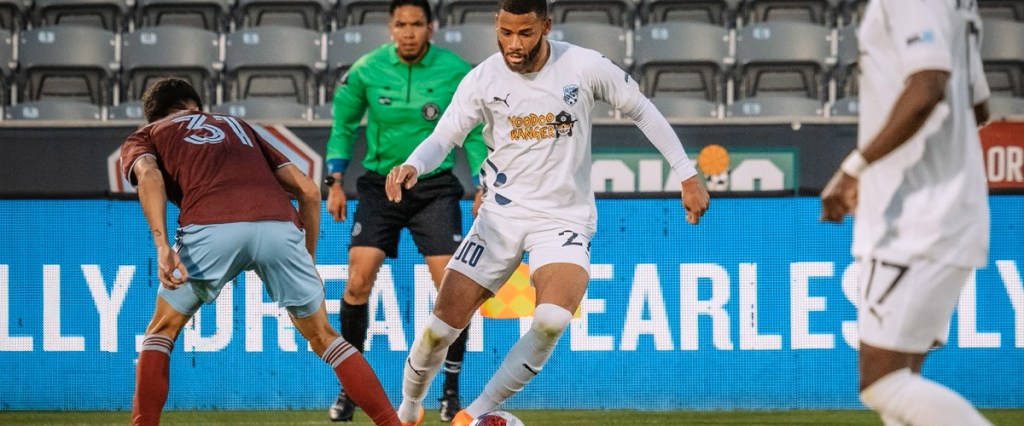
top-left (466, 304), bottom-right (571, 417)
top-left (860, 369), bottom-right (991, 426)
top-left (397, 315), bottom-right (463, 422)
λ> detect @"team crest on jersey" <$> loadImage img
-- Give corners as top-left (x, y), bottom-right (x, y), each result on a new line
top-left (548, 111), bottom-right (577, 139)
top-left (562, 84), bottom-right (579, 106)
top-left (421, 102), bottom-right (440, 121)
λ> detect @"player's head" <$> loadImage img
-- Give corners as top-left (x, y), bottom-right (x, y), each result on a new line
top-left (496, 0), bottom-right (550, 74)
top-left (141, 78), bottom-right (203, 123)
top-left (389, 0), bottom-right (433, 63)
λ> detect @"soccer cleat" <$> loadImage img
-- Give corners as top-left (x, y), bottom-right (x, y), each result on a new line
top-left (438, 390), bottom-right (461, 422)
top-left (328, 390), bottom-right (357, 422)
top-left (400, 407), bottom-right (424, 426)
top-left (450, 409), bottom-right (474, 426)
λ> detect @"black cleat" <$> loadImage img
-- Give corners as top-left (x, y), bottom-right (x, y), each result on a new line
top-left (438, 389), bottom-right (461, 422)
top-left (328, 390), bottom-right (357, 422)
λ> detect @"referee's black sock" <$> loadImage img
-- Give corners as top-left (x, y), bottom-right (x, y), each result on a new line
top-left (339, 300), bottom-right (369, 352)
top-left (443, 324), bottom-right (470, 395)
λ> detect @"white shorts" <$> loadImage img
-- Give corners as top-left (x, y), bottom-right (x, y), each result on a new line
top-left (857, 256), bottom-right (970, 353)
top-left (447, 208), bottom-right (592, 293)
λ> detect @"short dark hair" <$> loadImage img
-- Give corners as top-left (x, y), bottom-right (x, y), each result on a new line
top-left (390, 0), bottom-right (433, 23)
top-left (499, 0), bottom-right (547, 17)
top-left (141, 78), bottom-right (203, 123)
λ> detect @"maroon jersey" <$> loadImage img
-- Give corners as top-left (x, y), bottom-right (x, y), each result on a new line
top-left (120, 110), bottom-right (301, 227)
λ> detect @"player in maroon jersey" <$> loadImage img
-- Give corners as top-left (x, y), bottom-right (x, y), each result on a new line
top-left (120, 78), bottom-right (399, 426)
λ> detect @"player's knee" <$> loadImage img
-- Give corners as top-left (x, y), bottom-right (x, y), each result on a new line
top-left (419, 315), bottom-right (462, 351)
top-left (859, 368), bottom-right (912, 411)
top-left (531, 304), bottom-right (571, 343)
top-left (342, 277), bottom-right (374, 301)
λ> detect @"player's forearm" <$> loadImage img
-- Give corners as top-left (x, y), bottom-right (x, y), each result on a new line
top-left (627, 97), bottom-right (697, 181)
top-left (136, 168), bottom-right (171, 249)
top-left (404, 133), bottom-right (456, 176)
top-left (861, 71), bottom-right (948, 163)
top-left (296, 184), bottom-right (321, 256)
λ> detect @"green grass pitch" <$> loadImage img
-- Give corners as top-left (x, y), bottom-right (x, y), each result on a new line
top-left (2, 410), bottom-right (1023, 425)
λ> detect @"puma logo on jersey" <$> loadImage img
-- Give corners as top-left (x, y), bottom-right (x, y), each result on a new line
top-left (490, 93), bottom-right (510, 107)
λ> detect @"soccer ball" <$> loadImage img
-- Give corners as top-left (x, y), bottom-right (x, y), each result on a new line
top-left (468, 410), bottom-right (524, 426)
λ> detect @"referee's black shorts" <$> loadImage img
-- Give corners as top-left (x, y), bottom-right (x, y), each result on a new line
top-left (350, 170), bottom-right (465, 258)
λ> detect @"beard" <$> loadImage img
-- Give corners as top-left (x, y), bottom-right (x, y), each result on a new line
top-left (498, 38), bottom-right (545, 74)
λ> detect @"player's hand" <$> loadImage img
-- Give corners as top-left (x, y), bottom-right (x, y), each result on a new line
top-left (680, 176), bottom-right (710, 225)
top-left (472, 187), bottom-right (484, 218)
top-left (156, 245), bottom-right (188, 289)
top-left (820, 170), bottom-right (858, 223)
top-left (385, 165), bottom-right (418, 202)
top-left (326, 184), bottom-right (347, 221)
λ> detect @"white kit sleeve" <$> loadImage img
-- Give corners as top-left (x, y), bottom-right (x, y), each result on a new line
top-left (404, 133), bottom-right (458, 177)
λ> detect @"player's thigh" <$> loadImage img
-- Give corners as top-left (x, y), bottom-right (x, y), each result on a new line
top-left (351, 173), bottom-right (405, 257)
top-left (526, 225), bottom-right (592, 311)
top-left (250, 221), bottom-right (325, 318)
top-left (446, 211), bottom-right (525, 294)
top-left (858, 257), bottom-right (970, 353)
top-left (407, 192), bottom-right (463, 257)
top-left (160, 223), bottom-right (251, 315)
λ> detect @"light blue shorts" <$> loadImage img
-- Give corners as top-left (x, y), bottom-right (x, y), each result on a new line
top-left (159, 221), bottom-right (324, 318)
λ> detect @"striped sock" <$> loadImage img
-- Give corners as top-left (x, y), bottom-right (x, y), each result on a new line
top-left (322, 337), bottom-right (399, 426)
top-left (131, 334), bottom-right (174, 426)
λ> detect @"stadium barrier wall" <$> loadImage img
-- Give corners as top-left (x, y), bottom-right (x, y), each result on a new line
top-left (1, 197), bottom-right (1022, 411)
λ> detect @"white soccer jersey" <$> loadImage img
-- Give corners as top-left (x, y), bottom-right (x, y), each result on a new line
top-left (853, 0), bottom-right (990, 267)
top-left (423, 40), bottom-right (696, 230)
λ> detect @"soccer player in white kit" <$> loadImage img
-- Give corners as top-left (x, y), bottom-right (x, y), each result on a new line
top-left (385, 1), bottom-right (709, 424)
top-left (821, 0), bottom-right (992, 424)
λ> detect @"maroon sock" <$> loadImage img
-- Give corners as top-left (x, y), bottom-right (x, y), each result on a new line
top-left (132, 335), bottom-right (174, 426)
top-left (322, 337), bottom-right (399, 426)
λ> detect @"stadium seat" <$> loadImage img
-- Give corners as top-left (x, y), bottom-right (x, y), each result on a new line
top-left (548, 0), bottom-right (635, 27)
top-left (829, 97), bottom-right (858, 117)
top-left (548, 23), bottom-right (628, 68)
top-left (725, 96), bottom-right (823, 117)
top-left (987, 95), bottom-right (1024, 119)
top-left (17, 26), bottom-right (118, 105)
top-left (981, 18), bottom-right (1024, 97)
top-left (224, 26), bottom-right (325, 106)
top-left (433, 23), bottom-right (497, 66)
top-left (121, 26), bottom-right (222, 103)
top-left (325, 25), bottom-right (390, 97)
top-left (0, 28), bottom-right (10, 105)
top-left (633, 22), bottom-right (731, 102)
top-left (641, 0), bottom-right (742, 26)
top-left (978, 0), bottom-right (1024, 22)
top-left (741, 0), bottom-right (840, 26)
top-left (838, 0), bottom-right (867, 25)
top-left (31, 0), bottom-right (130, 32)
top-left (0, 0), bottom-right (29, 32)
top-left (339, 0), bottom-right (400, 25)
top-left (213, 98), bottom-right (310, 121)
top-left (440, 0), bottom-right (496, 25)
top-left (108, 100), bottom-right (145, 121)
top-left (5, 100), bottom-right (102, 120)
top-left (734, 21), bottom-right (832, 100)
top-left (835, 24), bottom-right (859, 99)
top-left (314, 102), bottom-right (333, 120)
top-left (135, 0), bottom-right (234, 32)
top-left (652, 95), bottom-right (720, 119)
top-left (235, 0), bottom-right (336, 31)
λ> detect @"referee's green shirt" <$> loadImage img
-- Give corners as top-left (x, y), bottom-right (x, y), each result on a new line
top-left (326, 43), bottom-right (486, 179)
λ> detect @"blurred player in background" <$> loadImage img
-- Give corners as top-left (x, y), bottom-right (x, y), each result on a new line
top-left (324, 0), bottom-right (487, 422)
top-left (121, 78), bottom-right (400, 426)
top-left (820, 0), bottom-right (992, 424)
top-left (385, 0), bottom-right (709, 424)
